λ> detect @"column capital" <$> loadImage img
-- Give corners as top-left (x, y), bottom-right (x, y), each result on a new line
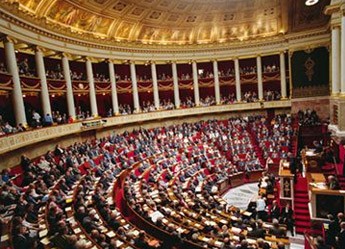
top-left (331, 24), bottom-right (341, 30)
top-left (84, 56), bottom-right (94, 62)
top-left (61, 52), bottom-right (72, 60)
top-left (0, 35), bottom-right (18, 44)
top-left (33, 45), bottom-right (45, 53)
top-left (341, 3), bottom-right (345, 15)
top-left (106, 58), bottom-right (117, 64)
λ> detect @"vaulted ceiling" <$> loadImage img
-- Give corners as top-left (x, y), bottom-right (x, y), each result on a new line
top-left (0, 0), bottom-right (331, 46)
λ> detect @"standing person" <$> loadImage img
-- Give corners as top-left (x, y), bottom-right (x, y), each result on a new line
top-left (336, 222), bottom-right (345, 249)
top-left (256, 196), bottom-right (267, 221)
top-left (281, 202), bottom-right (294, 236)
top-left (326, 214), bottom-right (338, 247)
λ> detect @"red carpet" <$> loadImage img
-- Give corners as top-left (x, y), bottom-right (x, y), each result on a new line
top-left (294, 176), bottom-right (311, 234)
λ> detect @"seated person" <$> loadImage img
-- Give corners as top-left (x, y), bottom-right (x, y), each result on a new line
top-left (269, 219), bottom-right (286, 237)
top-left (327, 175), bottom-right (340, 190)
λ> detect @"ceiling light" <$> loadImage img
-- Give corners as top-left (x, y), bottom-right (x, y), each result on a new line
top-left (305, 0), bottom-right (319, 6)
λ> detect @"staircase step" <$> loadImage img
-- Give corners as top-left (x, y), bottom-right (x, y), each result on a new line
top-left (294, 198), bottom-right (309, 203)
top-left (295, 216), bottom-right (311, 222)
top-left (294, 204), bottom-right (308, 210)
top-left (295, 221), bottom-right (311, 228)
top-left (295, 209), bottom-right (310, 215)
top-left (295, 193), bottom-right (308, 198)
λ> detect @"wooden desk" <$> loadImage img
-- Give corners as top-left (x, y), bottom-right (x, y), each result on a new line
top-left (303, 149), bottom-right (323, 173)
top-left (306, 173), bottom-right (345, 220)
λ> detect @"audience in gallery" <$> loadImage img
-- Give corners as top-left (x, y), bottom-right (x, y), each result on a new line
top-left (46, 64), bottom-right (64, 80)
top-left (199, 96), bottom-right (216, 107)
top-left (1, 56), bottom-right (280, 80)
top-left (94, 73), bottom-right (110, 83)
top-left (118, 104), bottom-right (133, 115)
top-left (17, 58), bottom-right (35, 77)
top-left (0, 115), bottom-right (295, 249)
top-left (240, 66), bottom-right (257, 75)
top-left (242, 91), bottom-right (258, 103)
top-left (180, 96), bottom-right (196, 108)
top-left (0, 63), bottom-right (7, 73)
top-left (220, 93), bottom-right (237, 104)
top-left (0, 115), bottom-right (26, 135)
top-left (71, 71), bottom-right (86, 81)
top-left (297, 109), bottom-right (321, 126)
top-left (160, 99), bottom-right (175, 110)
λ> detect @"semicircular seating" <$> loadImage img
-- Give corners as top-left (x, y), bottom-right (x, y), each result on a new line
top-left (0, 114), bottom-right (294, 249)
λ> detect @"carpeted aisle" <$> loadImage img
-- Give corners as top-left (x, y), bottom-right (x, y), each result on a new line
top-left (294, 176), bottom-right (311, 234)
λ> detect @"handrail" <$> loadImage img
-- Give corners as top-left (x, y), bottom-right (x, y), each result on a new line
top-left (304, 231), bottom-right (317, 249)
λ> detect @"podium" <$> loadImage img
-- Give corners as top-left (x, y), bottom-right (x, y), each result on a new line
top-left (302, 149), bottom-right (323, 173)
top-left (278, 160), bottom-right (294, 209)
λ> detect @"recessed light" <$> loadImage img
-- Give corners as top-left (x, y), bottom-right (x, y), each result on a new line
top-left (305, 0), bottom-right (319, 6)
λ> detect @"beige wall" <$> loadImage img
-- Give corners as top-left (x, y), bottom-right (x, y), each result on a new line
top-left (291, 97), bottom-right (330, 120)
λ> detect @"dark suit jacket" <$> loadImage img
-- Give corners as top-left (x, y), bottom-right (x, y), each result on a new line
top-left (338, 230), bottom-right (345, 249)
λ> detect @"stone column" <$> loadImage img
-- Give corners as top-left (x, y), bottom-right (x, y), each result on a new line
top-left (130, 62), bottom-right (140, 112)
top-left (35, 47), bottom-right (52, 116)
top-left (62, 55), bottom-right (76, 119)
top-left (172, 62), bottom-right (180, 108)
top-left (108, 61), bottom-right (119, 115)
top-left (86, 59), bottom-right (98, 117)
top-left (234, 58), bottom-right (241, 102)
top-left (341, 12), bottom-right (345, 95)
top-left (331, 26), bottom-right (341, 95)
top-left (151, 62), bottom-right (160, 110)
top-left (4, 38), bottom-right (27, 125)
top-left (256, 55), bottom-right (263, 100)
top-left (213, 60), bottom-right (221, 104)
top-left (192, 61), bottom-right (200, 106)
top-left (280, 52), bottom-right (287, 99)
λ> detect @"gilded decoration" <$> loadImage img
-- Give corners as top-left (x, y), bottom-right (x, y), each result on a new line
top-left (4, 0), bottom-right (286, 45)
top-left (304, 57), bottom-right (315, 82)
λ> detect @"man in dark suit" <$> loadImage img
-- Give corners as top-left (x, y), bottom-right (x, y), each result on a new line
top-left (281, 203), bottom-right (294, 236)
top-left (134, 231), bottom-right (157, 249)
top-left (270, 200), bottom-right (281, 221)
top-left (326, 214), bottom-right (339, 246)
top-left (12, 225), bottom-right (35, 249)
top-left (337, 222), bottom-right (345, 249)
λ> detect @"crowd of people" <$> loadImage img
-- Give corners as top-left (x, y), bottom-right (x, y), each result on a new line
top-left (250, 115), bottom-right (293, 162)
top-left (122, 118), bottom-right (292, 248)
top-left (0, 63), bottom-right (7, 73)
top-left (297, 109), bottom-right (321, 126)
top-left (0, 115), bottom-right (26, 135)
top-left (18, 58), bottom-right (35, 77)
top-left (0, 116), bottom-right (295, 249)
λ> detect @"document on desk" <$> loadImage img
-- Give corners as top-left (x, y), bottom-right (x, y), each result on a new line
top-left (150, 210), bottom-right (164, 223)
